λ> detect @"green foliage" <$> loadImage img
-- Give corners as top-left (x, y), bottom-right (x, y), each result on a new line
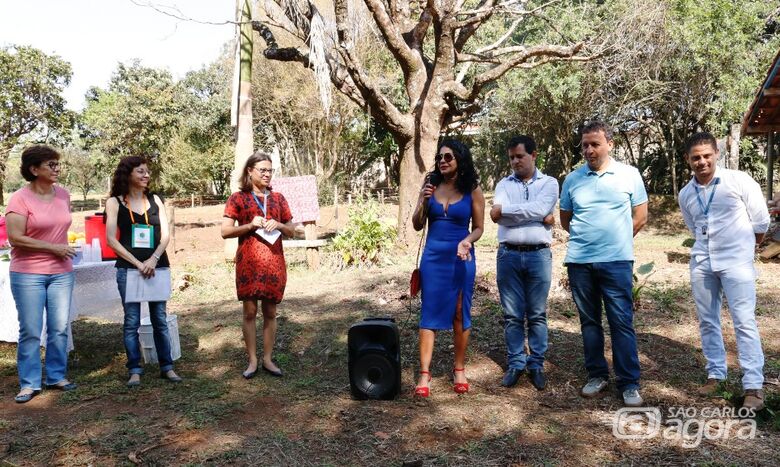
top-left (61, 146), bottom-right (106, 201)
top-left (632, 261), bottom-right (656, 305)
top-left (170, 62), bottom-right (234, 197)
top-left (0, 45), bottom-right (74, 203)
top-left (160, 133), bottom-right (233, 197)
top-left (330, 200), bottom-right (396, 267)
top-left (472, 0), bottom-right (780, 192)
top-left (81, 61), bottom-right (182, 171)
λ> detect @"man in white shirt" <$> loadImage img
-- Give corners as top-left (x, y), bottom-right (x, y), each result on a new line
top-left (491, 135), bottom-right (558, 390)
top-left (678, 132), bottom-right (770, 411)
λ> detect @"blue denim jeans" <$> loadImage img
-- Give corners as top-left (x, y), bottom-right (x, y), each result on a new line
top-left (690, 257), bottom-right (764, 390)
top-left (567, 261), bottom-right (640, 391)
top-left (116, 268), bottom-right (174, 374)
top-left (10, 271), bottom-right (74, 390)
top-left (496, 245), bottom-right (552, 370)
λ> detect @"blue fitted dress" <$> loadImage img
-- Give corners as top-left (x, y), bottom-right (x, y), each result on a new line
top-left (419, 192), bottom-right (476, 330)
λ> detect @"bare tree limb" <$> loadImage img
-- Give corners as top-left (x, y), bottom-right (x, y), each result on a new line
top-left (127, 0), bottom-right (241, 25)
top-left (332, 0), bottom-right (412, 134)
top-left (363, 0), bottom-right (420, 70)
top-left (453, 0), bottom-right (499, 51)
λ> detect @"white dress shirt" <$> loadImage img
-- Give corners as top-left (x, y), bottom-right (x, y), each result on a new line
top-left (678, 168), bottom-right (770, 272)
top-left (494, 169), bottom-right (559, 245)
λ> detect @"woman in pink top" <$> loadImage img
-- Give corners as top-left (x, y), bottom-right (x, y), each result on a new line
top-left (5, 145), bottom-right (78, 403)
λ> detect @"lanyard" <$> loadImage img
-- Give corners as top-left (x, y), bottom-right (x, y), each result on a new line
top-left (251, 191), bottom-right (268, 219)
top-left (124, 195), bottom-right (150, 225)
top-left (694, 178), bottom-right (719, 217)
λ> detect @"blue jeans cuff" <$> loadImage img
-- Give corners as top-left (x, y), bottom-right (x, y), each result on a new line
top-left (128, 368), bottom-right (144, 375)
top-left (159, 364), bottom-right (174, 372)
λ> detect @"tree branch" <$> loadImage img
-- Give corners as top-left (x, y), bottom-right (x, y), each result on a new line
top-left (332, 0), bottom-right (411, 134)
top-left (446, 42), bottom-right (587, 102)
top-left (363, 0), bottom-right (419, 70)
top-left (252, 21), bottom-right (366, 108)
top-left (453, 0), bottom-right (499, 51)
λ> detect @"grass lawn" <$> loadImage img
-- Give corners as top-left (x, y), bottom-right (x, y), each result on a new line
top-left (1, 198), bottom-right (779, 466)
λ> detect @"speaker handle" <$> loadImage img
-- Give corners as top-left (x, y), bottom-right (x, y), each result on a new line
top-left (364, 317), bottom-right (396, 323)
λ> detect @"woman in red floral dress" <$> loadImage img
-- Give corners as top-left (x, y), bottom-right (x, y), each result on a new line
top-left (221, 152), bottom-right (294, 379)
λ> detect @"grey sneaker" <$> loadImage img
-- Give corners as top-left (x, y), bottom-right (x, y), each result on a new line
top-left (623, 388), bottom-right (643, 407)
top-left (581, 377), bottom-right (608, 397)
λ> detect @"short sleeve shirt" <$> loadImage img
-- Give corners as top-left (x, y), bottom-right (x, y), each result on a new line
top-left (6, 185), bottom-right (73, 274)
top-left (560, 159), bottom-right (647, 263)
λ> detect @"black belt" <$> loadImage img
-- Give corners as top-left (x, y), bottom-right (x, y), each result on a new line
top-left (501, 243), bottom-right (549, 252)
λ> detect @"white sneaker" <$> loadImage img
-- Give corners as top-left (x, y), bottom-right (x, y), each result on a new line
top-left (581, 377), bottom-right (608, 397)
top-left (623, 388), bottom-right (643, 407)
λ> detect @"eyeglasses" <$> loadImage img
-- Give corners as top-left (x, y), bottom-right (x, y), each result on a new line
top-left (253, 167), bottom-right (274, 175)
top-left (436, 153), bottom-right (455, 163)
top-left (43, 161), bottom-right (61, 171)
top-left (133, 169), bottom-right (152, 176)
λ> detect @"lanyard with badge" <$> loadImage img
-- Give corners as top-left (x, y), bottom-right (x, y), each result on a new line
top-left (251, 191), bottom-right (268, 220)
top-left (693, 179), bottom-right (719, 238)
top-left (125, 195), bottom-right (154, 249)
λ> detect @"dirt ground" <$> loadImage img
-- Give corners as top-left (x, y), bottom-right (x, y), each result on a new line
top-left (1, 198), bottom-right (779, 466)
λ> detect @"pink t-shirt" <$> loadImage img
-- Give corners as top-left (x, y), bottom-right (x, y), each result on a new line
top-left (6, 185), bottom-right (73, 274)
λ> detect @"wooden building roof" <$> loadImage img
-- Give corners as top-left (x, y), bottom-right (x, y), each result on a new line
top-left (742, 48), bottom-right (780, 135)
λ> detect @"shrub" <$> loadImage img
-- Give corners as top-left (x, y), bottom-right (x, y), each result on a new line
top-left (330, 200), bottom-right (396, 267)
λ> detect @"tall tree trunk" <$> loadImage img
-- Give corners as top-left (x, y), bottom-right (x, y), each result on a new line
top-left (232, 0), bottom-right (254, 191)
top-left (396, 132), bottom-right (439, 246)
top-left (226, 0), bottom-right (254, 260)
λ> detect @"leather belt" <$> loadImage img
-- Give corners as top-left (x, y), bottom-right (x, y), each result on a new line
top-left (501, 243), bottom-right (549, 252)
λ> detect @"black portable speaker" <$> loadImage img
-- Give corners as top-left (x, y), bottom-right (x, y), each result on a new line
top-left (348, 317), bottom-right (401, 400)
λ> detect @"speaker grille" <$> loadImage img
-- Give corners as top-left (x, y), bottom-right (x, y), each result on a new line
top-left (351, 350), bottom-right (397, 399)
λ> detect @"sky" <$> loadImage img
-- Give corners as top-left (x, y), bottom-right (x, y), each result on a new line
top-left (0, 0), bottom-right (237, 110)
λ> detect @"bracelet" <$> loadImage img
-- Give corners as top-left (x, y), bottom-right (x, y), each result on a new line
top-left (152, 253), bottom-right (161, 260)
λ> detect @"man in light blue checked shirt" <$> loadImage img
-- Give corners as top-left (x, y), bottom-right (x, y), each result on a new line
top-left (491, 135), bottom-right (558, 390)
top-left (679, 132), bottom-right (770, 412)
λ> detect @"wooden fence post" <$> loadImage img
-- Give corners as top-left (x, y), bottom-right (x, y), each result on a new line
top-left (166, 204), bottom-right (175, 255)
top-left (334, 186), bottom-right (339, 227)
top-left (304, 221), bottom-right (319, 270)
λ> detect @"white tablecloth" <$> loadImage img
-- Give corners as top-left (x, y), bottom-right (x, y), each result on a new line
top-left (0, 260), bottom-right (123, 349)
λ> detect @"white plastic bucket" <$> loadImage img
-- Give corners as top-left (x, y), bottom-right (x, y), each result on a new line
top-left (138, 314), bottom-right (181, 364)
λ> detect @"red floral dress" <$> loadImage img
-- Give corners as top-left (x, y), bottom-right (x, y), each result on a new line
top-left (224, 190), bottom-right (292, 303)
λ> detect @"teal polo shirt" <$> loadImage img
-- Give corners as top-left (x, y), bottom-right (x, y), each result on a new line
top-left (560, 159), bottom-right (648, 264)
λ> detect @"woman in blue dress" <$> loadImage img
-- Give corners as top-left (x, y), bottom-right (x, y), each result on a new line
top-left (412, 139), bottom-right (484, 397)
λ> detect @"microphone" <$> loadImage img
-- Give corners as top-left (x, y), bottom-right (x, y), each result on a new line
top-left (427, 172), bottom-right (443, 187)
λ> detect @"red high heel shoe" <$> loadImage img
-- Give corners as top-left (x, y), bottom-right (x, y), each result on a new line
top-left (453, 368), bottom-right (469, 394)
top-left (414, 371), bottom-right (432, 397)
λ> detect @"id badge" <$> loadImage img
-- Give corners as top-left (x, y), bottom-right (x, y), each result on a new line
top-left (131, 224), bottom-right (154, 249)
top-left (694, 221), bottom-right (708, 240)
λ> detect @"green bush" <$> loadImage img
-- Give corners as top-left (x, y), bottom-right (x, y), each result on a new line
top-left (330, 200), bottom-right (396, 267)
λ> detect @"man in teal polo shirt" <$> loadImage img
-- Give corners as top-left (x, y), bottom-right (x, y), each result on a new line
top-left (560, 121), bottom-right (648, 407)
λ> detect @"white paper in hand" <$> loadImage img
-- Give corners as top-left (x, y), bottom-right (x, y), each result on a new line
top-left (255, 228), bottom-right (281, 245)
top-left (125, 267), bottom-right (172, 303)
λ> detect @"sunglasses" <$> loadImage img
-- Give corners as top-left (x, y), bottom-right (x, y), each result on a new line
top-left (435, 153), bottom-right (455, 163)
